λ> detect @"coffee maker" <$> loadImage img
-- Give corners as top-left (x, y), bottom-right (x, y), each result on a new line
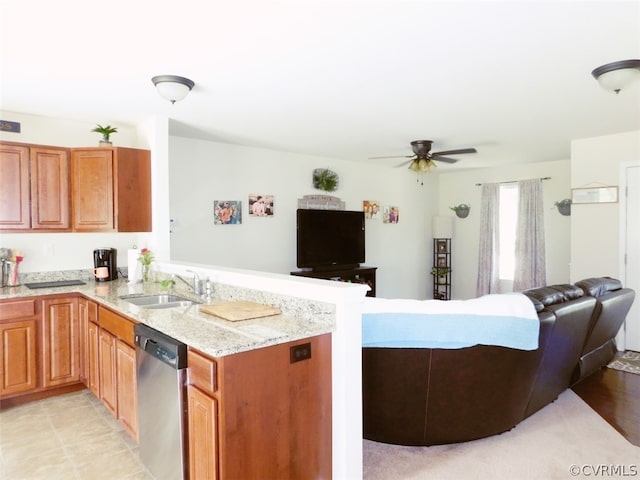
top-left (93, 248), bottom-right (118, 281)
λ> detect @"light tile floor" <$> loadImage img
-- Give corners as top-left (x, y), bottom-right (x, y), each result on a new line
top-left (0, 390), bottom-right (155, 480)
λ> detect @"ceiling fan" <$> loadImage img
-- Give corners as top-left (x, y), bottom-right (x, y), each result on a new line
top-left (370, 140), bottom-right (477, 173)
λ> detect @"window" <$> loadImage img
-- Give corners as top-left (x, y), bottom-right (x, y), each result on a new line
top-left (498, 184), bottom-right (518, 281)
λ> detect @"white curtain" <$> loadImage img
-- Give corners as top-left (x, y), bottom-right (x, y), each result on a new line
top-left (476, 183), bottom-right (500, 296)
top-left (513, 179), bottom-right (546, 291)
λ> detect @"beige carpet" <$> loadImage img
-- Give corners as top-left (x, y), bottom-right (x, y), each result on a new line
top-left (364, 390), bottom-right (640, 480)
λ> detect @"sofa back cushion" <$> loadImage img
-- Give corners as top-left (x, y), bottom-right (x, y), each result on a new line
top-left (575, 277), bottom-right (622, 297)
top-left (522, 284), bottom-right (584, 312)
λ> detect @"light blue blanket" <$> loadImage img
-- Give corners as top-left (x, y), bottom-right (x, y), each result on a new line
top-left (362, 293), bottom-right (539, 351)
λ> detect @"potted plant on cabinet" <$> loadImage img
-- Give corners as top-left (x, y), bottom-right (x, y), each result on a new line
top-left (92, 124), bottom-right (118, 146)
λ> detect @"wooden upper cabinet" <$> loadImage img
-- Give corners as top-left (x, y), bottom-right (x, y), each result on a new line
top-left (0, 142), bottom-right (71, 231)
top-left (0, 143), bottom-right (31, 229)
top-left (71, 149), bottom-right (114, 231)
top-left (30, 147), bottom-right (71, 230)
top-left (71, 147), bottom-right (151, 232)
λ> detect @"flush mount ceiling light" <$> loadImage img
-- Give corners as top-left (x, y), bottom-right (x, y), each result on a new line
top-left (591, 60), bottom-right (640, 94)
top-left (151, 75), bottom-right (195, 103)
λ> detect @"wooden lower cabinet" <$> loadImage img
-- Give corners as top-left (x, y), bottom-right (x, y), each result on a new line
top-left (0, 295), bottom-right (139, 440)
top-left (187, 334), bottom-right (332, 480)
top-left (78, 298), bottom-right (98, 385)
top-left (99, 328), bottom-right (118, 416)
top-left (87, 320), bottom-right (100, 397)
top-left (187, 384), bottom-right (218, 479)
top-left (116, 339), bottom-right (138, 441)
top-left (0, 299), bottom-right (39, 397)
top-left (42, 297), bottom-right (79, 388)
top-left (95, 306), bottom-right (138, 440)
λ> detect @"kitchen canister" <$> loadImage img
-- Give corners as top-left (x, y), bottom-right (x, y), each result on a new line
top-left (2, 260), bottom-right (19, 286)
top-left (1, 260), bottom-right (8, 287)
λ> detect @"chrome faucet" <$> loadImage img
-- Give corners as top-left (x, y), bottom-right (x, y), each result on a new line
top-left (173, 270), bottom-right (202, 296)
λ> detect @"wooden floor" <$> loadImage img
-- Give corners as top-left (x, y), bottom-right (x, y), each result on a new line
top-left (572, 361), bottom-right (640, 447)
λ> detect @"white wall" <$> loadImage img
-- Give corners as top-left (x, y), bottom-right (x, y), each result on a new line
top-left (168, 136), bottom-right (437, 299)
top-left (0, 111), bottom-right (154, 273)
top-left (570, 130), bottom-right (640, 281)
top-left (6, 108), bottom-right (635, 298)
top-left (438, 160), bottom-right (572, 299)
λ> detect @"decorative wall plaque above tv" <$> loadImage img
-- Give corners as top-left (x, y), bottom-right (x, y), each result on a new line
top-left (297, 194), bottom-right (345, 210)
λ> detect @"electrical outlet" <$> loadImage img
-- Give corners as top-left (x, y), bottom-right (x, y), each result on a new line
top-left (290, 342), bottom-right (312, 363)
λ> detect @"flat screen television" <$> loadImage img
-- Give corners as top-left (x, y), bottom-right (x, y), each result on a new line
top-left (296, 209), bottom-right (365, 270)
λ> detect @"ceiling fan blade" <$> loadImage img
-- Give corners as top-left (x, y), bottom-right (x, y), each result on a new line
top-left (432, 156), bottom-right (459, 164)
top-left (395, 157), bottom-right (415, 168)
top-left (369, 155), bottom-right (415, 160)
top-left (432, 147), bottom-right (477, 156)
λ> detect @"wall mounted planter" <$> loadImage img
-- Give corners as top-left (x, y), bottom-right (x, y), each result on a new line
top-left (450, 204), bottom-right (470, 218)
top-left (554, 199), bottom-right (571, 216)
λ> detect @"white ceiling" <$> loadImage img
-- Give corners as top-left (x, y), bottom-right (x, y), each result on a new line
top-left (2, 1), bottom-right (640, 171)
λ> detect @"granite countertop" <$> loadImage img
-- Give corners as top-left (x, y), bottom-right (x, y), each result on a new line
top-left (0, 278), bottom-right (335, 358)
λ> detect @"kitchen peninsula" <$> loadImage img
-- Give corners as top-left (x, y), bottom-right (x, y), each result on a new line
top-left (0, 263), bottom-right (368, 479)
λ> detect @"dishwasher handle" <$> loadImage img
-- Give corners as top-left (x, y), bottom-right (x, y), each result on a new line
top-left (134, 323), bottom-right (187, 370)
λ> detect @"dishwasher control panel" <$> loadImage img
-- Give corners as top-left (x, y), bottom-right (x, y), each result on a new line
top-left (134, 323), bottom-right (187, 370)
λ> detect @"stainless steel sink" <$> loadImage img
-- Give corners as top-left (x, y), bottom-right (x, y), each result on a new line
top-left (120, 294), bottom-right (200, 309)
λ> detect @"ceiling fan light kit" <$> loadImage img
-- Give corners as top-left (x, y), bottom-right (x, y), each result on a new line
top-left (591, 59), bottom-right (640, 94)
top-left (152, 75), bottom-right (195, 103)
top-left (370, 139), bottom-right (477, 177)
top-left (409, 158), bottom-right (436, 173)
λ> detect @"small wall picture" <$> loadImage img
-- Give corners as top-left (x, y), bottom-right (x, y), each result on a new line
top-left (249, 194), bottom-right (274, 217)
top-left (382, 205), bottom-right (399, 224)
top-left (437, 240), bottom-right (447, 253)
top-left (363, 200), bottom-right (380, 220)
top-left (214, 200), bottom-right (242, 224)
top-left (437, 256), bottom-right (447, 267)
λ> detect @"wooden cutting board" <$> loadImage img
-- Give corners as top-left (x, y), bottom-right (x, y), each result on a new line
top-left (199, 301), bottom-right (281, 322)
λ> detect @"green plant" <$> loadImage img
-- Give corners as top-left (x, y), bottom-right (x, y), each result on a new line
top-left (156, 278), bottom-right (176, 289)
top-left (449, 203), bottom-right (470, 213)
top-left (313, 168), bottom-right (339, 192)
top-left (431, 266), bottom-right (451, 277)
top-left (554, 198), bottom-right (572, 216)
top-left (450, 203), bottom-right (470, 218)
top-left (91, 124), bottom-right (118, 142)
top-left (138, 248), bottom-right (154, 266)
top-left (554, 199), bottom-right (572, 207)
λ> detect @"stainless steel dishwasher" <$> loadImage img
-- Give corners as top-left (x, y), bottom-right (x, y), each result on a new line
top-left (134, 323), bottom-right (188, 480)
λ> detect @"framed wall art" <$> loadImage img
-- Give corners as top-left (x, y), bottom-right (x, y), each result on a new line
top-left (571, 186), bottom-right (618, 204)
top-left (249, 194), bottom-right (274, 217)
top-left (363, 200), bottom-right (381, 220)
top-left (214, 200), bottom-right (242, 224)
top-left (382, 205), bottom-right (399, 224)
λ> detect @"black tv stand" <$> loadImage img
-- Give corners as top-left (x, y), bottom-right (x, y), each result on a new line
top-left (291, 266), bottom-right (377, 297)
top-left (308, 264), bottom-right (360, 273)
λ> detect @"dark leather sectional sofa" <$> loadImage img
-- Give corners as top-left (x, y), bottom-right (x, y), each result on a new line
top-left (362, 277), bottom-right (635, 446)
